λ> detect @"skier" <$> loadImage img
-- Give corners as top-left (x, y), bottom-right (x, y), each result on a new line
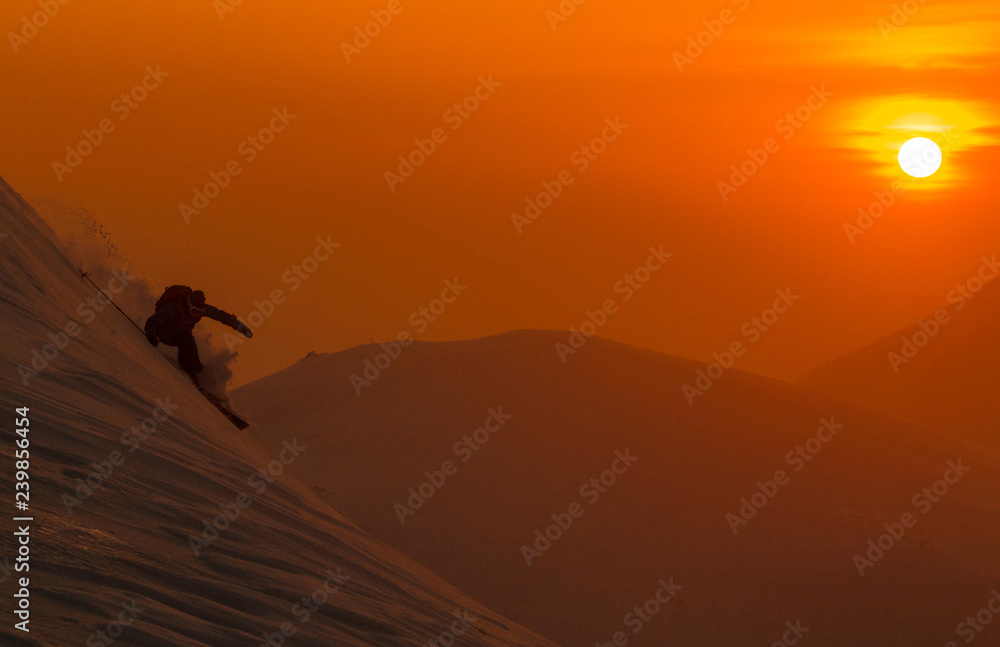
top-left (144, 286), bottom-right (252, 387)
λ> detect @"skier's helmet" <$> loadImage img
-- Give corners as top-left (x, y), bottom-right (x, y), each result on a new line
top-left (188, 290), bottom-right (207, 315)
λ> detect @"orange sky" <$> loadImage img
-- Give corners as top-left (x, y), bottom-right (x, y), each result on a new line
top-left (2, 0), bottom-right (998, 386)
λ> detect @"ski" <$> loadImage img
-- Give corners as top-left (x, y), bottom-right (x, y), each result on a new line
top-left (198, 388), bottom-right (250, 430)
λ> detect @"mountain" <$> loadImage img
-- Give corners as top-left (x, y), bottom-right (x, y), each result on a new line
top-left (800, 262), bottom-right (1000, 450)
top-left (0, 175), bottom-right (556, 647)
top-left (232, 329), bottom-right (1000, 646)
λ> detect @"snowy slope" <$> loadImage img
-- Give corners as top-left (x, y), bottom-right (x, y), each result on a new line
top-left (233, 331), bottom-right (1000, 647)
top-left (0, 175), bottom-right (558, 647)
top-left (800, 275), bottom-right (1000, 450)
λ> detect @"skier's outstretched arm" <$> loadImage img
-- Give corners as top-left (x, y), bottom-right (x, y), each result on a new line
top-left (204, 305), bottom-right (253, 338)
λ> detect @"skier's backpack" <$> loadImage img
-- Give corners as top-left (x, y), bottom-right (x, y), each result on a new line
top-left (155, 285), bottom-right (193, 312)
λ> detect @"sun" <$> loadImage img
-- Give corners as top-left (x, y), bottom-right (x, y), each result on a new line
top-left (834, 96), bottom-right (1000, 187)
top-left (897, 136), bottom-right (942, 178)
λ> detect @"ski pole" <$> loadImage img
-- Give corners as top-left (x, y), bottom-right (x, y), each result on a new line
top-left (79, 269), bottom-right (147, 337)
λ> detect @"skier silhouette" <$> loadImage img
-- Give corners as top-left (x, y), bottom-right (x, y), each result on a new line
top-left (144, 286), bottom-right (252, 387)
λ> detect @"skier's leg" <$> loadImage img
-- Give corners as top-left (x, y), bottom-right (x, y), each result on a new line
top-left (175, 332), bottom-right (205, 377)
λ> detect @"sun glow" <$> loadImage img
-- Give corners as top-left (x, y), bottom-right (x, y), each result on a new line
top-left (830, 95), bottom-right (998, 189)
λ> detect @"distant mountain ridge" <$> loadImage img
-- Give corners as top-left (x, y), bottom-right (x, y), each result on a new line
top-left (801, 257), bottom-right (1000, 449)
top-left (234, 328), bottom-right (1000, 646)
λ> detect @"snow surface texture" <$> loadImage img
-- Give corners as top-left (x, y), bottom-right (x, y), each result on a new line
top-left (234, 331), bottom-right (1000, 646)
top-left (0, 175), bottom-right (557, 647)
top-left (27, 196), bottom-right (238, 402)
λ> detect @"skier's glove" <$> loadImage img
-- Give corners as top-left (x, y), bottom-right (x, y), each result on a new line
top-left (146, 334), bottom-right (159, 347)
top-left (236, 322), bottom-right (253, 338)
